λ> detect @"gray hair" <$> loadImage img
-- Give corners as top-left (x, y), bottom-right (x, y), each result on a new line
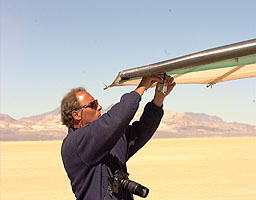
top-left (61, 87), bottom-right (86, 127)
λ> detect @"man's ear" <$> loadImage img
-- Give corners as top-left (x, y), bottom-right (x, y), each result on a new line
top-left (72, 110), bottom-right (82, 120)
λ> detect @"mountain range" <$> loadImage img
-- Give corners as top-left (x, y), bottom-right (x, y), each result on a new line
top-left (0, 106), bottom-right (255, 141)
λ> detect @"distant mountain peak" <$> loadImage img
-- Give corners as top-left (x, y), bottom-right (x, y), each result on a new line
top-left (0, 114), bottom-right (16, 122)
top-left (185, 112), bottom-right (223, 122)
top-left (20, 107), bottom-right (60, 120)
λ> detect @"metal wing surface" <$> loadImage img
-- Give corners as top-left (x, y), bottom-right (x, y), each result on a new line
top-left (105, 38), bottom-right (256, 89)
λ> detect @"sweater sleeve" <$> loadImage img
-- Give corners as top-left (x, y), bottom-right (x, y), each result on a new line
top-left (73, 91), bottom-right (141, 167)
top-left (125, 101), bottom-right (164, 160)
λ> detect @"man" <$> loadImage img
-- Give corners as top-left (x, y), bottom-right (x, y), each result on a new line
top-left (61, 75), bottom-right (176, 200)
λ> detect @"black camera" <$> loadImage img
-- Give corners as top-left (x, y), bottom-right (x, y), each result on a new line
top-left (109, 169), bottom-right (149, 198)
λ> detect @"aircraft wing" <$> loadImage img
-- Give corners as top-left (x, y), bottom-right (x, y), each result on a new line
top-left (105, 38), bottom-right (256, 89)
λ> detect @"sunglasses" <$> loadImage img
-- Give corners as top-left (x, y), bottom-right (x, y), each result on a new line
top-left (76, 99), bottom-right (98, 111)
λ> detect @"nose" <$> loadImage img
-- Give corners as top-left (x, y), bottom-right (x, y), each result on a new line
top-left (97, 104), bottom-right (102, 111)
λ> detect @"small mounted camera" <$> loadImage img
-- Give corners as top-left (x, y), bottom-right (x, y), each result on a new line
top-left (157, 73), bottom-right (168, 95)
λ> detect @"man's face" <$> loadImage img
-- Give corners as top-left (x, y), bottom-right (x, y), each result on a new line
top-left (76, 91), bottom-right (102, 126)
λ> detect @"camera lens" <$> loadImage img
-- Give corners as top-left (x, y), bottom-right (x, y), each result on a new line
top-left (122, 179), bottom-right (149, 198)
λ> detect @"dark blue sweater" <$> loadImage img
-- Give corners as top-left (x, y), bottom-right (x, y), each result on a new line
top-left (61, 91), bottom-right (163, 200)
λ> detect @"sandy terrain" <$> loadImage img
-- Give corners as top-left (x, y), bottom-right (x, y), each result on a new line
top-left (1, 137), bottom-right (256, 200)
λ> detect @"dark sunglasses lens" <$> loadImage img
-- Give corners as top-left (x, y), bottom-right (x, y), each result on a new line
top-left (90, 100), bottom-right (98, 109)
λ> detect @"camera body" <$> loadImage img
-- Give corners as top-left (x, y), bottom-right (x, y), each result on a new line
top-left (156, 73), bottom-right (169, 95)
top-left (109, 170), bottom-right (149, 198)
top-left (157, 82), bottom-right (168, 95)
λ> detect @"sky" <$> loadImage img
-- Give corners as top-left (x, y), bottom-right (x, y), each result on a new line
top-left (1, 0), bottom-right (256, 125)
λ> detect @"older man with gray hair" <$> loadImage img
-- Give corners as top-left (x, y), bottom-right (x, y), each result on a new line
top-left (61, 75), bottom-right (175, 200)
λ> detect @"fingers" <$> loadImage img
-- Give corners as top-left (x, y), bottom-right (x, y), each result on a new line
top-left (159, 75), bottom-right (176, 96)
top-left (140, 75), bottom-right (163, 88)
top-left (165, 77), bottom-right (176, 95)
top-left (148, 75), bottom-right (163, 83)
top-left (167, 81), bottom-right (176, 93)
top-left (140, 74), bottom-right (176, 91)
top-left (164, 75), bottom-right (174, 83)
top-left (136, 74), bottom-right (175, 97)
top-left (164, 75), bottom-right (175, 88)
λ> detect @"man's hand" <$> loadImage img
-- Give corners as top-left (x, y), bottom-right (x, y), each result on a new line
top-left (153, 76), bottom-right (176, 107)
top-left (135, 75), bottom-right (163, 96)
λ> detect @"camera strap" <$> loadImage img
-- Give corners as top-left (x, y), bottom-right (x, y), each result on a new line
top-left (107, 166), bottom-right (114, 178)
top-left (106, 166), bottom-right (114, 197)
top-left (104, 154), bottom-right (128, 196)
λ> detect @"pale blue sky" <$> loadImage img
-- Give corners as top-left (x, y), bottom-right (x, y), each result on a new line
top-left (1, 0), bottom-right (256, 125)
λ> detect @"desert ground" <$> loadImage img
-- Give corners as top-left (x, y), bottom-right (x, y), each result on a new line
top-left (1, 137), bottom-right (255, 200)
